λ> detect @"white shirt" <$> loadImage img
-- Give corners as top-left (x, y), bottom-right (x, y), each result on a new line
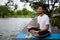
top-left (37, 14), bottom-right (51, 32)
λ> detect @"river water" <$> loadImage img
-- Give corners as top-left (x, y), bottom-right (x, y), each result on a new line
top-left (0, 18), bottom-right (32, 38)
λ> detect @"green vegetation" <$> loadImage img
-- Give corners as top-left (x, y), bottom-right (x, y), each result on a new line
top-left (53, 7), bottom-right (60, 14)
top-left (0, 6), bottom-right (10, 18)
top-left (50, 18), bottom-right (60, 29)
top-left (0, 6), bottom-right (38, 18)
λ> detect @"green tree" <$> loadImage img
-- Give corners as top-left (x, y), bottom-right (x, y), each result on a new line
top-left (21, 0), bottom-right (58, 17)
top-left (21, 8), bottom-right (28, 15)
top-left (53, 6), bottom-right (60, 14)
top-left (15, 10), bottom-right (22, 15)
top-left (0, 6), bottom-right (10, 18)
top-left (14, 4), bottom-right (18, 11)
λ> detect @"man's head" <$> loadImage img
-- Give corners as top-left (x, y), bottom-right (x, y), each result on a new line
top-left (37, 5), bottom-right (45, 14)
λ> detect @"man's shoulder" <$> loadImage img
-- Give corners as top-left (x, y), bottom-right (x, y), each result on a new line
top-left (44, 14), bottom-right (49, 18)
top-left (44, 14), bottom-right (48, 17)
top-left (35, 14), bottom-right (49, 18)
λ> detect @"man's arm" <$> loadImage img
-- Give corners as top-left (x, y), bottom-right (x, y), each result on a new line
top-left (39, 24), bottom-right (49, 32)
top-left (33, 24), bottom-right (49, 35)
top-left (27, 23), bottom-right (39, 29)
top-left (31, 23), bottom-right (39, 28)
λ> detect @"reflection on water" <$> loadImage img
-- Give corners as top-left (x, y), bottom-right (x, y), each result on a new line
top-left (0, 18), bottom-right (32, 40)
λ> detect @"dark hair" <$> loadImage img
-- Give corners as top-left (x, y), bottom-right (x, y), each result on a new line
top-left (38, 5), bottom-right (46, 10)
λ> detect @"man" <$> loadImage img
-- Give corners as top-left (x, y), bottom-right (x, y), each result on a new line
top-left (27, 5), bottom-right (51, 38)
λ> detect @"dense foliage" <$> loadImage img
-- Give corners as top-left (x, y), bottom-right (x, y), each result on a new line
top-left (0, 6), bottom-right (38, 18)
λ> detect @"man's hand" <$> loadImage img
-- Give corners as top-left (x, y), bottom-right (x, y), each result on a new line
top-left (29, 30), bottom-right (36, 34)
top-left (27, 26), bottom-right (32, 29)
top-left (30, 30), bottom-right (39, 36)
top-left (34, 31), bottom-right (39, 33)
top-left (30, 30), bottom-right (39, 34)
top-left (27, 23), bottom-right (39, 29)
top-left (27, 26), bottom-right (31, 29)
